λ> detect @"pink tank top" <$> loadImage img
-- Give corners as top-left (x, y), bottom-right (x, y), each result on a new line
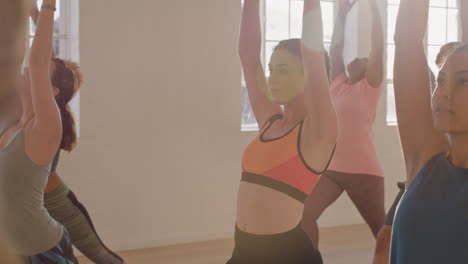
top-left (327, 73), bottom-right (384, 177)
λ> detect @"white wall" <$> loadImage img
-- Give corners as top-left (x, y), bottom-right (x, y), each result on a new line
top-left (58, 0), bottom-right (406, 252)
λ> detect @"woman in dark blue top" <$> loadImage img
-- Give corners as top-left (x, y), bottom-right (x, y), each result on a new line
top-left (391, 0), bottom-right (468, 263)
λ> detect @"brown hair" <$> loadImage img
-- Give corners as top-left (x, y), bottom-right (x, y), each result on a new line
top-left (451, 43), bottom-right (468, 55)
top-left (436, 42), bottom-right (462, 68)
top-left (274, 38), bottom-right (331, 79)
top-left (51, 58), bottom-right (83, 151)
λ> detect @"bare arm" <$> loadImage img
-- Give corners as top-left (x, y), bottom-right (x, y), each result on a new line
top-left (300, 0), bottom-right (338, 173)
top-left (301, 0), bottom-right (338, 241)
top-left (27, 0), bottom-right (62, 165)
top-left (372, 225), bottom-right (392, 264)
top-left (330, 0), bottom-right (356, 80)
top-left (30, 0), bottom-right (39, 25)
top-left (30, 0), bottom-right (56, 58)
top-left (393, 0), bottom-right (446, 184)
top-left (239, 0), bottom-right (282, 129)
top-left (365, 0), bottom-right (384, 88)
top-left (461, 0), bottom-right (468, 43)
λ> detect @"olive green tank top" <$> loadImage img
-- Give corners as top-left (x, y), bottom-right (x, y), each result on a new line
top-left (0, 129), bottom-right (63, 256)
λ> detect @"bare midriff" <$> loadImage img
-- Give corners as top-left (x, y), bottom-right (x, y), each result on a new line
top-left (236, 182), bottom-right (303, 235)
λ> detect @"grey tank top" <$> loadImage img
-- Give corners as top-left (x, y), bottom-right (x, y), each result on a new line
top-left (0, 129), bottom-right (63, 256)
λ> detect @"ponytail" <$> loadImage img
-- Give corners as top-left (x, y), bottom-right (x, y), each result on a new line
top-left (58, 103), bottom-right (76, 151)
top-left (51, 58), bottom-right (82, 152)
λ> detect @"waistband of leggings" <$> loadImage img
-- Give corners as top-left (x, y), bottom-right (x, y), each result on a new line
top-left (234, 222), bottom-right (304, 241)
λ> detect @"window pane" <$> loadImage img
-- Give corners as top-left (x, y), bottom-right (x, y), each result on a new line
top-left (322, 1), bottom-right (334, 43)
top-left (430, 0), bottom-right (447, 8)
top-left (386, 44), bottom-right (395, 79)
top-left (266, 0), bottom-right (289, 41)
top-left (290, 1), bottom-right (303, 38)
top-left (447, 9), bottom-right (459, 42)
top-left (428, 7), bottom-right (448, 45)
top-left (448, 0), bottom-right (458, 8)
top-left (386, 83), bottom-right (397, 125)
top-left (387, 5), bottom-right (398, 44)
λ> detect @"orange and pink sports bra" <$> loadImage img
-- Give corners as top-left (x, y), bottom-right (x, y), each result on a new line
top-left (241, 115), bottom-right (334, 203)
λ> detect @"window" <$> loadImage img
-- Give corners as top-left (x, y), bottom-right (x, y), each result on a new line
top-left (241, 0), bottom-right (335, 131)
top-left (386, 0), bottom-right (460, 125)
top-left (29, 0), bottom-right (80, 132)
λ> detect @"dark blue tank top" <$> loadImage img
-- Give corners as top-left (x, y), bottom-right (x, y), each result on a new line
top-left (390, 153), bottom-right (468, 264)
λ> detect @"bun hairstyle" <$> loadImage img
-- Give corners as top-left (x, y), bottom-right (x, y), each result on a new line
top-left (274, 38), bottom-right (331, 80)
top-left (51, 58), bottom-right (83, 151)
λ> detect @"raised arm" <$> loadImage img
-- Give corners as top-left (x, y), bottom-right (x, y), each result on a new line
top-left (30, 0), bottom-right (39, 26)
top-left (330, 0), bottom-right (356, 80)
top-left (300, 0), bottom-right (338, 172)
top-left (461, 0), bottom-right (468, 43)
top-left (365, 0), bottom-right (384, 88)
top-left (393, 0), bottom-right (446, 183)
top-left (239, 0), bottom-right (282, 129)
top-left (30, 0), bottom-right (57, 58)
top-left (28, 0), bottom-right (62, 164)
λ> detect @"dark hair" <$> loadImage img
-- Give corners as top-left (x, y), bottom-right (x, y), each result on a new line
top-left (451, 43), bottom-right (468, 55)
top-left (274, 38), bottom-right (331, 79)
top-left (51, 58), bottom-right (82, 152)
top-left (436, 42), bottom-right (462, 68)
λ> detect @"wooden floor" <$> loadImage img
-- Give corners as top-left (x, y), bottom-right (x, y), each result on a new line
top-left (77, 224), bottom-right (375, 264)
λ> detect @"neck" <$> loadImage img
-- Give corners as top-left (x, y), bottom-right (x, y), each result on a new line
top-left (447, 133), bottom-right (468, 168)
top-left (282, 95), bottom-right (306, 125)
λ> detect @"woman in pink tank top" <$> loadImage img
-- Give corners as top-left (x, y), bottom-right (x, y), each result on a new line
top-left (302, 0), bottom-right (386, 250)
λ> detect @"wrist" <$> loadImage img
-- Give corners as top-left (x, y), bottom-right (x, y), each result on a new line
top-left (41, 4), bottom-right (56, 11)
top-left (42, 0), bottom-right (56, 7)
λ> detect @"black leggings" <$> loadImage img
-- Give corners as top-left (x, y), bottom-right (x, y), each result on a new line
top-left (227, 223), bottom-right (323, 264)
top-left (384, 182), bottom-right (406, 225)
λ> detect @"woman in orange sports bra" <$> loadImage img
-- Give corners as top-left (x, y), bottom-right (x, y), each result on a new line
top-left (227, 0), bottom-right (337, 263)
